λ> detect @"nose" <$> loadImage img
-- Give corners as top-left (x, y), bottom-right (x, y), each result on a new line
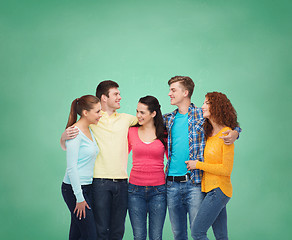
top-left (168, 91), bottom-right (172, 96)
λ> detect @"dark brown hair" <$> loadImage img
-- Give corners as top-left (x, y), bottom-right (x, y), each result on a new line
top-left (203, 92), bottom-right (239, 138)
top-left (95, 80), bottom-right (119, 99)
top-left (66, 95), bottom-right (100, 129)
top-left (133, 96), bottom-right (167, 148)
top-left (168, 76), bottom-right (195, 98)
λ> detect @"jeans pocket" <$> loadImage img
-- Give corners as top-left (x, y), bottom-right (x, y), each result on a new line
top-left (190, 181), bottom-right (200, 186)
top-left (208, 188), bottom-right (217, 200)
top-left (93, 178), bottom-right (105, 186)
top-left (155, 185), bottom-right (166, 193)
top-left (166, 180), bottom-right (173, 188)
top-left (61, 183), bottom-right (70, 192)
top-left (128, 184), bottom-right (136, 193)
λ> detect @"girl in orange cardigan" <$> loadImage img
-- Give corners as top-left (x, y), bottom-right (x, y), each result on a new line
top-left (186, 92), bottom-right (239, 240)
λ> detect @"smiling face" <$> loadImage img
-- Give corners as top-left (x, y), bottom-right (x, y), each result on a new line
top-left (105, 87), bottom-right (122, 110)
top-left (202, 98), bottom-right (211, 119)
top-left (83, 102), bottom-right (102, 124)
top-left (168, 81), bottom-right (188, 106)
top-left (136, 102), bottom-right (156, 126)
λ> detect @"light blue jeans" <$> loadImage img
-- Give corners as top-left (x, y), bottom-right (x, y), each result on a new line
top-left (167, 180), bottom-right (205, 240)
top-left (191, 187), bottom-right (230, 240)
top-left (128, 183), bottom-right (167, 240)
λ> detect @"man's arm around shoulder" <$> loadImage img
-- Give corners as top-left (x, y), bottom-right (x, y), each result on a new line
top-left (60, 126), bottom-right (79, 150)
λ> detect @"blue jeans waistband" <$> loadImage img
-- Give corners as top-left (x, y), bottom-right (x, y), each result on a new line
top-left (62, 182), bottom-right (92, 190)
top-left (129, 183), bottom-right (166, 189)
top-left (94, 178), bottom-right (128, 182)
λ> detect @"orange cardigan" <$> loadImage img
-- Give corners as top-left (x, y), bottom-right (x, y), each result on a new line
top-left (196, 127), bottom-right (234, 197)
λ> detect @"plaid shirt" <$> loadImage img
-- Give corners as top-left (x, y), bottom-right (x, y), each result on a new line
top-left (163, 103), bottom-right (205, 183)
top-left (163, 103), bottom-right (242, 183)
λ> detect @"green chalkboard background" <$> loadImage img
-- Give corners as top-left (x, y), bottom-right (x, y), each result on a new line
top-left (1, 0), bottom-right (291, 239)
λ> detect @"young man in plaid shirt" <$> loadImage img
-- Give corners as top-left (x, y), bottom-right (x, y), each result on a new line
top-left (163, 76), bottom-right (241, 240)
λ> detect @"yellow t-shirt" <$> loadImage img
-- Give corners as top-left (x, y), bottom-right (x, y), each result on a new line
top-left (196, 127), bottom-right (234, 197)
top-left (90, 111), bottom-right (137, 179)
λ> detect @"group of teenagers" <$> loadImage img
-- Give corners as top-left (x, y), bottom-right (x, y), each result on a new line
top-left (60, 76), bottom-right (241, 240)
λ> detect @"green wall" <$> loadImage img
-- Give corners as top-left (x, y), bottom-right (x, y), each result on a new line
top-left (1, 0), bottom-right (291, 239)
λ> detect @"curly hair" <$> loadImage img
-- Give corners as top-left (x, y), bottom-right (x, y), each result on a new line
top-left (203, 92), bottom-right (239, 138)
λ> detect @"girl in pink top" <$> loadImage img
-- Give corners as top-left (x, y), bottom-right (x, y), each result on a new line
top-left (128, 96), bottom-right (167, 240)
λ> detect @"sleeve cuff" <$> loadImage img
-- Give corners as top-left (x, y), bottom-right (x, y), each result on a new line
top-left (76, 191), bottom-right (85, 203)
top-left (196, 161), bottom-right (203, 170)
top-left (234, 126), bottom-right (242, 139)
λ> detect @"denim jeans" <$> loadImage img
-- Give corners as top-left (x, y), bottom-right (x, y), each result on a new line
top-left (191, 187), bottom-right (230, 240)
top-left (128, 183), bottom-right (167, 240)
top-left (92, 178), bottom-right (128, 240)
top-left (167, 180), bottom-right (205, 240)
top-left (61, 182), bottom-right (97, 240)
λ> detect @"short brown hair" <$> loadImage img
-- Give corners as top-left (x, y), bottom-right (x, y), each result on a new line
top-left (95, 80), bottom-right (119, 99)
top-left (168, 76), bottom-right (195, 98)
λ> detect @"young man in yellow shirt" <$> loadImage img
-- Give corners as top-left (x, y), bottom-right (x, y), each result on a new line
top-left (61, 80), bottom-right (137, 240)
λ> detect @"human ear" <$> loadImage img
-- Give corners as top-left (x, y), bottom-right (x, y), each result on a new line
top-left (82, 109), bottom-right (88, 117)
top-left (101, 94), bottom-right (107, 102)
top-left (183, 89), bottom-right (189, 97)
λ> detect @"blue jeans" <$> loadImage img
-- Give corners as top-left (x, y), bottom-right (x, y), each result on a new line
top-left (167, 180), bottom-right (205, 240)
top-left (191, 188), bottom-right (230, 240)
top-left (61, 182), bottom-right (97, 240)
top-left (128, 183), bottom-right (167, 240)
top-left (92, 178), bottom-right (128, 240)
